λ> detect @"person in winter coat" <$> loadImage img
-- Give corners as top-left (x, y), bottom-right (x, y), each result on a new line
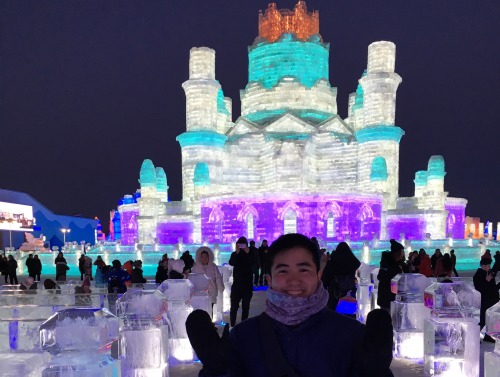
top-left (0, 256), bottom-right (8, 283)
top-left (107, 260), bottom-right (131, 314)
top-left (169, 259), bottom-right (186, 279)
top-left (155, 260), bottom-right (169, 284)
top-left (434, 253), bottom-right (453, 278)
top-left (180, 251), bottom-right (195, 272)
top-left (417, 249), bottom-right (433, 277)
top-left (84, 256), bottom-right (93, 280)
top-left (93, 256), bottom-right (106, 284)
top-left (26, 254), bottom-right (36, 278)
top-left (55, 252), bottom-right (69, 281)
top-left (258, 240), bottom-right (270, 286)
top-left (492, 251), bottom-right (500, 274)
top-left (78, 254), bottom-right (86, 280)
top-left (450, 249), bottom-right (459, 277)
top-left (247, 241), bottom-right (259, 286)
top-left (185, 233), bottom-right (394, 377)
top-left (33, 255), bottom-right (42, 281)
top-left (377, 240), bottom-right (404, 311)
top-left (192, 246), bottom-right (224, 308)
top-left (430, 249), bottom-right (443, 273)
top-left (131, 260), bottom-right (147, 285)
top-left (123, 260), bottom-right (134, 276)
top-left (473, 258), bottom-right (500, 342)
top-left (228, 236), bottom-right (256, 326)
top-left (321, 241), bottom-right (361, 310)
top-left (230, 233), bottom-right (389, 377)
top-left (6, 255), bottom-right (18, 284)
top-left (482, 249), bottom-right (493, 264)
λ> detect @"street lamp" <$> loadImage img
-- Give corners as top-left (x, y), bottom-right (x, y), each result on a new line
top-left (60, 228), bottom-right (71, 244)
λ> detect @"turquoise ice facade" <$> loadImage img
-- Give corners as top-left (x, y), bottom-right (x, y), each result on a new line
top-left (370, 157), bottom-right (388, 181)
top-left (355, 126), bottom-right (405, 143)
top-left (176, 131), bottom-right (227, 148)
top-left (427, 155), bottom-right (446, 179)
top-left (193, 163), bottom-right (210, 187)
top-left (248, 34), bottom-right (329, 89)
top-left (139, 159), bottom-right (156, 187)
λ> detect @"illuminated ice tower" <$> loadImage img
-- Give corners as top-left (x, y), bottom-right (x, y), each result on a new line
top-left (355, 41), bottom-right (404, 210)
top-left (137, 159), bottom-right (168, 244)
top-left (177, 48), bottom-right (231, 208)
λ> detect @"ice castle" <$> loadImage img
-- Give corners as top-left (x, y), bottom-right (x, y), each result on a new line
top-left (117, 1), bottom-right (467, 245)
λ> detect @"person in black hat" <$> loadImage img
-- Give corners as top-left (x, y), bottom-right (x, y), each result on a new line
top-left (377, 239), bottom-right (404, 312)
top-left (473, 257), bottom-right (500, 342)
top-left (228, 236), bottom-right (256, 326)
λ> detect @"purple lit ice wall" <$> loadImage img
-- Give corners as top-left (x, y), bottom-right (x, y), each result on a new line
top-left (157, 222), bottom-right (194, 244)
top-left (445, 202), bottom-right (466, 239)
top-left (386, 215), bottom-right (427, 240)
top-left (201, 194), bottom-right (382, 243)
top-left (120, 209), bottom-right (139, 245)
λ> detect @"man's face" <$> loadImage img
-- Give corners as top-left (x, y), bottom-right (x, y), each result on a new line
top-left (482, 264), bottom-right (491, 272)
top-left (267, 247), bottom-right (321, 298)
top-left (201, 253), bottom-right (209, 265)
top-left (262, 241), bottom-right (268, 247)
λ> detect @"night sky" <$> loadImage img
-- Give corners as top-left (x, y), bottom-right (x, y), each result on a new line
top-left (0, 0), bottom-right (499, 233)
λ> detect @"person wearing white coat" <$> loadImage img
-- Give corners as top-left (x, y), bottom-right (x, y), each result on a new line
top-left (192, 246), bottom-right (224, 306)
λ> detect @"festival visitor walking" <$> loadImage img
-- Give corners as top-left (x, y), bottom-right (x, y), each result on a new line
top-left (192, 246), bottom-right (225, 313)
top-left (6, 255), bottom-right (18, 284)
top-left (258, 239), bottom-right (270, 286)
top-left (55, 252), bottom-right (69, 281)
top-left (228, 236), bottom-right (255, 326)
top-left (33, 255), bottom-right (42, 280)
top-left (377, 239), bottom-right (404, 311)
top-left (473, 257), bottom-right (500, 342)
top-left (321, 241), bottom-right (361, 311)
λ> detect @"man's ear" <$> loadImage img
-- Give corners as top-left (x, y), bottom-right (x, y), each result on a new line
top-left (266, 274), bottom-right (272, 287)
top-left (318, 269), bottom-right (323, 280)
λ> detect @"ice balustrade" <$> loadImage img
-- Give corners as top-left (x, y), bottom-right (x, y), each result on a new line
top-left (6, 238), bottom-right (492, 278)
top-left (187, 273), bottom-right (212, 318)
top-left (116, 290), bottom-right (170, 377)
top-left (390, 273), bottom-right (433, 360)
top-left (39, 308), bottom-right (119, 376)
top-left (484, 301), bottom-right (500, 376)
top-left (157, 279), bottom-right (195, 363)
top-left (423, 281), bottom-right (481, 377)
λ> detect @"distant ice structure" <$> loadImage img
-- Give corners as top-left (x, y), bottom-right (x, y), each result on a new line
top-left (484, 301), bottom-right (500, 376)
top-left (423, 281), bottom-right (480, 377)
top-left (116, 1), bottom-right (467, 246)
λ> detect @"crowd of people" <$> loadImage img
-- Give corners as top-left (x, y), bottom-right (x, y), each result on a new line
top-left (1, 236), bottom-right (499, 375)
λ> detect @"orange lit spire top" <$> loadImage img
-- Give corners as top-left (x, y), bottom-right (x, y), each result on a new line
top-left (258, 1), bottom-right (320, 43)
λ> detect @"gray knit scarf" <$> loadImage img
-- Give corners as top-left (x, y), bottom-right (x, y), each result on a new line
top-left (265, 283), bottom-right (329, 326)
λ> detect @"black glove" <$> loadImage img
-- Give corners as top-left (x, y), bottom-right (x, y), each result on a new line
top-left (186, 309), bottom-right (230, 376)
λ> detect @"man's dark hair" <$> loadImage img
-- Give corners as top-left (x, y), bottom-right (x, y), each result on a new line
top-left (268, 233), bottom-right (320, 272)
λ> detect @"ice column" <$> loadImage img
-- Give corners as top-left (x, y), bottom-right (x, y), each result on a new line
top-left (391, 273), bottom-right (432, 361)
top-left (484, 301), bottom-right (500, 376)
top-left (423, 282), bottom-right (480, 377)
top-left (116, 290), bottom-right (170, 377)
top-left (157, 279), bottom-right (195, 363)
